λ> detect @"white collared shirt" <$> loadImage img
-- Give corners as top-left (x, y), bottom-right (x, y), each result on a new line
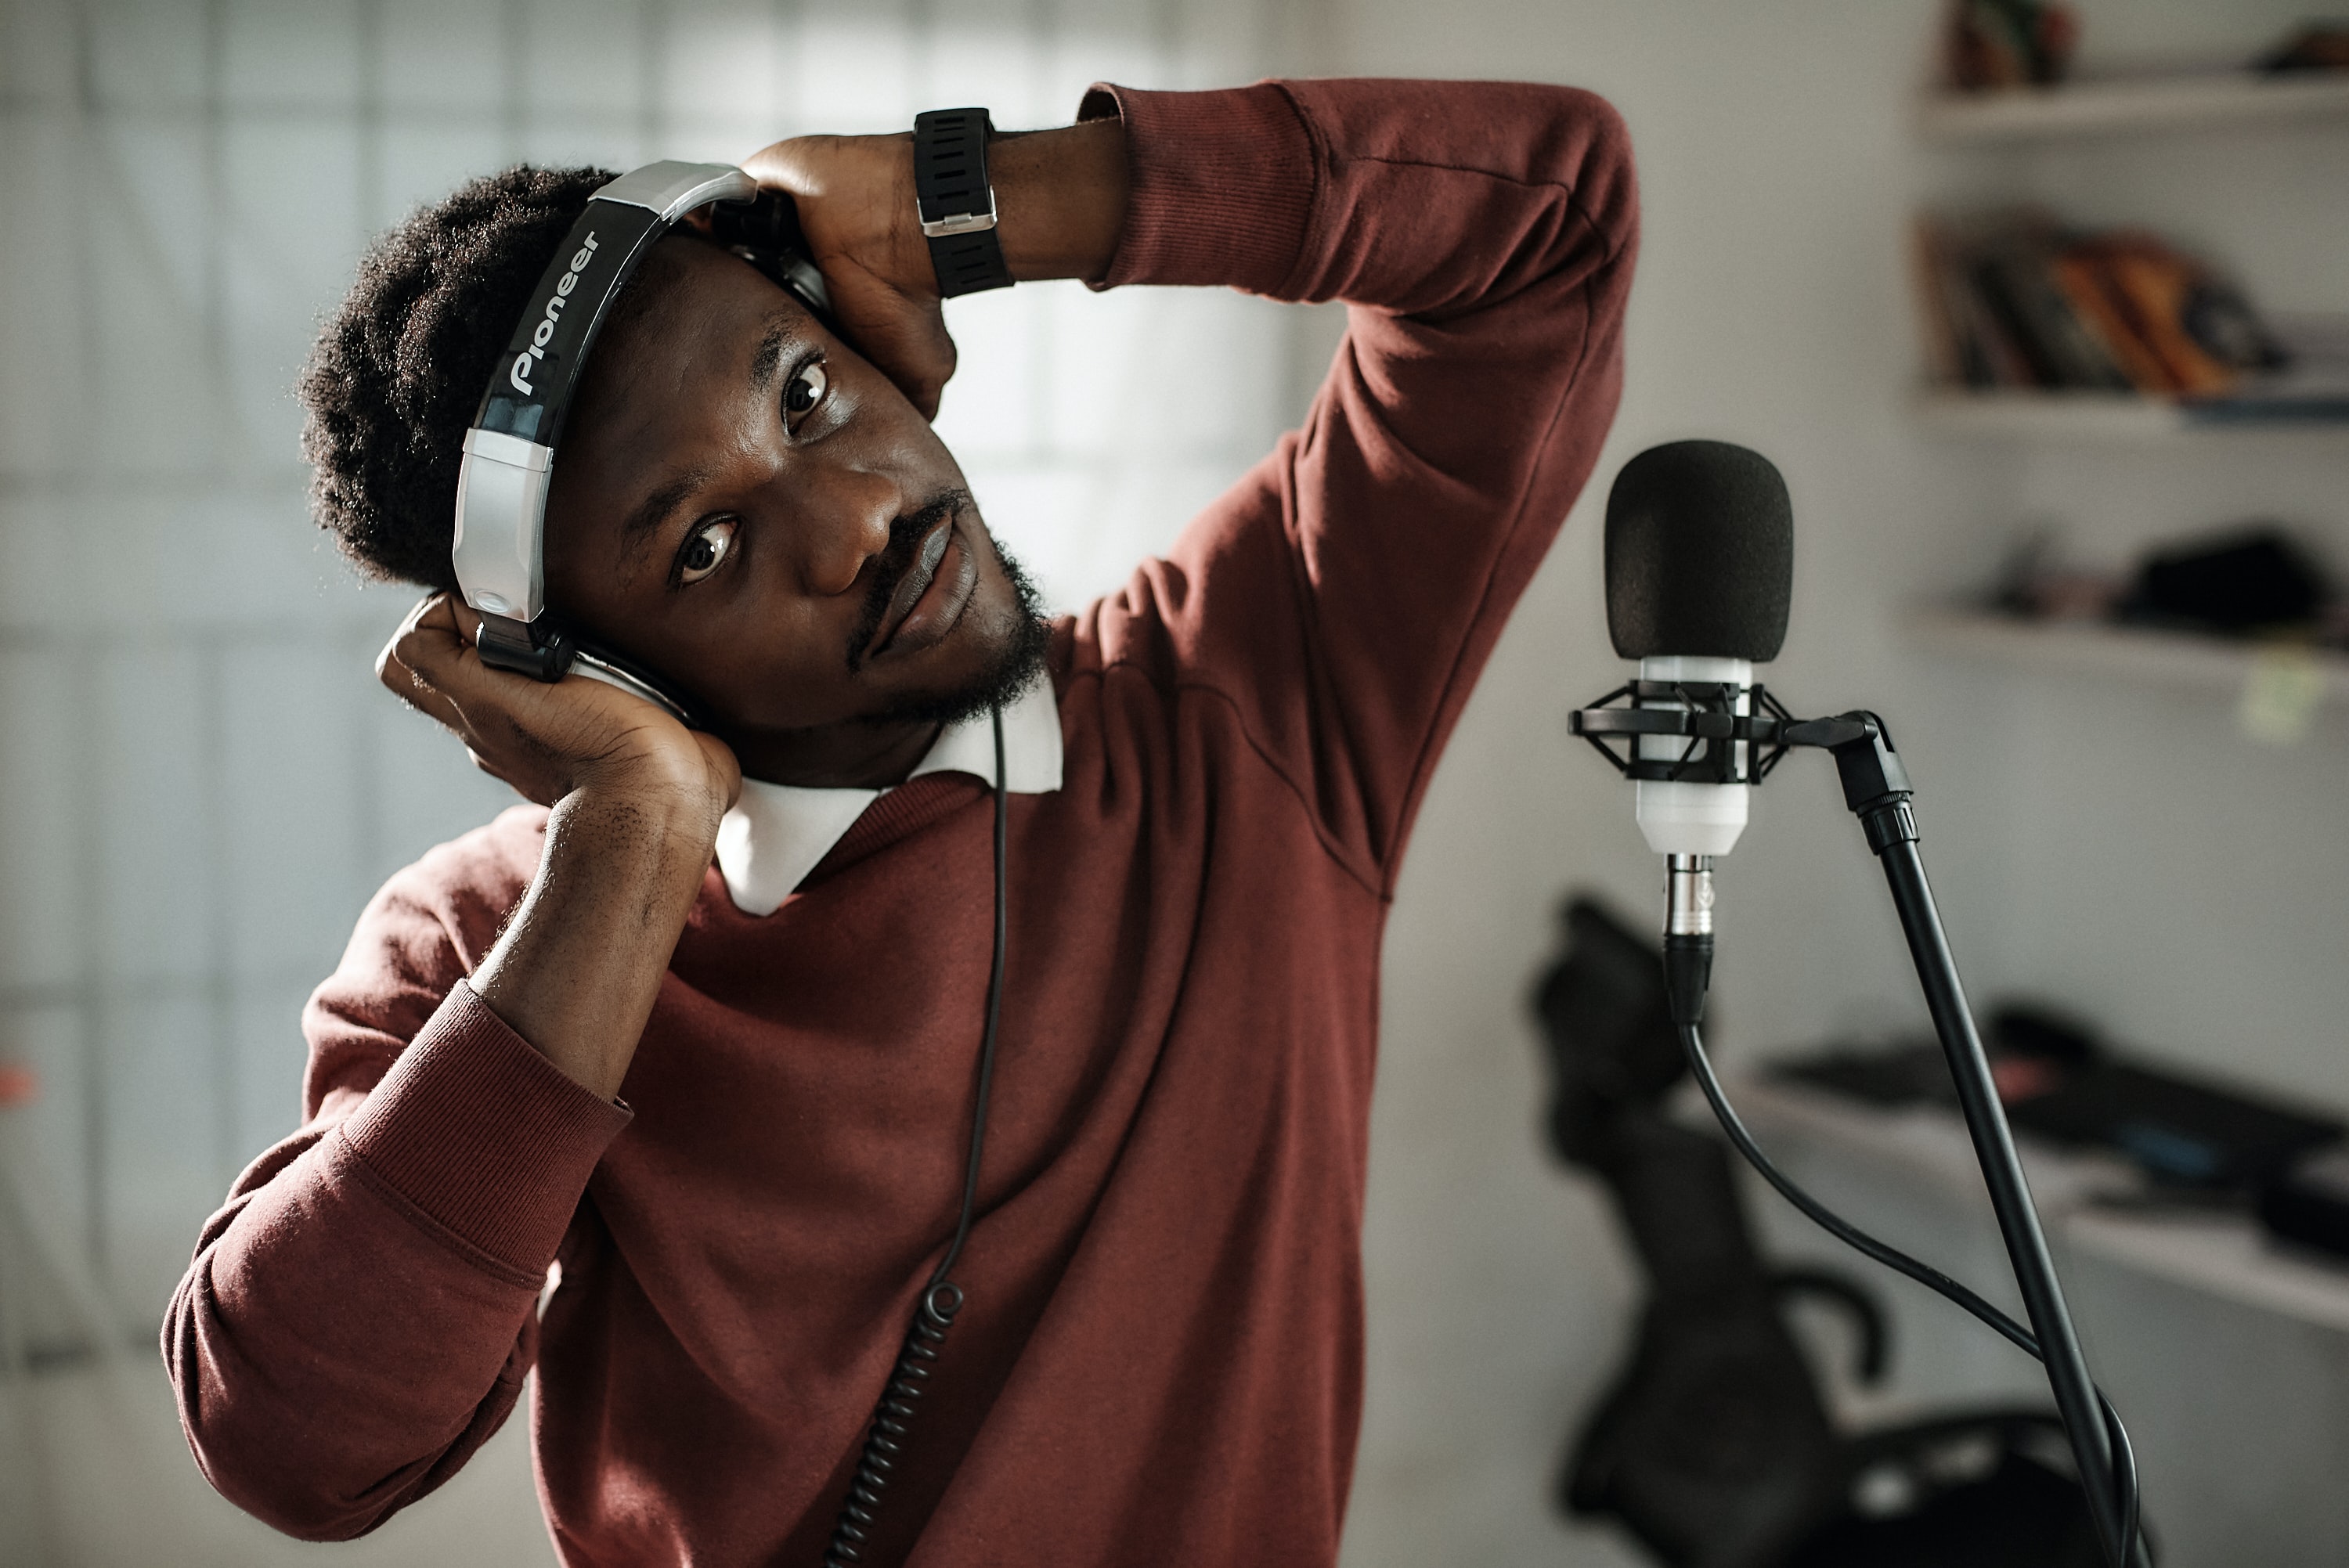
top-left (713, 678), bottom-right (1063, 916)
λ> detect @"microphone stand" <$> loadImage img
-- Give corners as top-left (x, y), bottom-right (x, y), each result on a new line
top-left (1570, 688), bottom-right (2146, 1568)
top-left (1813, 716), bottom-right (2130, 1566)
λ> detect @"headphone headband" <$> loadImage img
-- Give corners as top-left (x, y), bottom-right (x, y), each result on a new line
top-left (450, 161), bottom-right (830, 723)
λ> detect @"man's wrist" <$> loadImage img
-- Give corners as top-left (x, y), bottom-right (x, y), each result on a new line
top-left (480, 784), bottom-right (718, 1100)
top-left (987, 117), bottom-right (1129, 285)
top-left (900, 117), bottom-right (1127, 288)
top-left (911, 110), bottom-right (1012, 296)
top-left (560, 770), bottom-right (727, 867)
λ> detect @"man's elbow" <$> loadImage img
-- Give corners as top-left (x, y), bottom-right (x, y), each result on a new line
top-left (1536, 85), bottom-right (1640, 261)
top-left (164, 1291), bottom-right (404, 1542)
top-left (175, 1408), bottom-right (403, 1542)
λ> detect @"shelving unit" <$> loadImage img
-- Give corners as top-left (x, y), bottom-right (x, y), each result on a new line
top-left (1919, 70), bottom-right (2349, 143)
top-left (1727, 1072), bottom-right (2349, 1336)
top-left (1875, 45), bottom-right (2349, 1556)
top-left (1911, 388), bottom-right (2349, 444)
top-left (1913, 69), bottom-right (2349, 444)
top-left (1911, 607), bottom-right (2349, 706)
top-left (1911, 63), bottom-right (2348, 721)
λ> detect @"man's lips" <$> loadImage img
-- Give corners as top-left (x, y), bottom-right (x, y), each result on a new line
top-left (864, 514), bottom-right (978, 661)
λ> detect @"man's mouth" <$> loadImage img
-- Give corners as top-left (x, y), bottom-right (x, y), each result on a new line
top-left (863, 506), bottom-right (980, 664)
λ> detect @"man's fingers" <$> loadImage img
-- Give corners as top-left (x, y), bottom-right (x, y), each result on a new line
top-left (373, 592), bottom-right (725, 816)
top-left (381, 592), bottom-right (464, 672)
top-left (391, 593), bottom-right (514, 706)
top-left (694, 731), bottom-right (746, 813)
top-left (377, 593), bottom-right (487, 735)
top-left (842, 287), bottom-right (957, 419)
top-left (902, 312), bottom-right (957, 420)
top-left (378, 641), bottom-right (465, 731)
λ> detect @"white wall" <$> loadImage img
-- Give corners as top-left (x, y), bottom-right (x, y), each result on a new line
top-left (1304, 3), bottom-right (2349, 1566)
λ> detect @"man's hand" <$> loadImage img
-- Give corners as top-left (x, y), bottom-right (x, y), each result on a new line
top-left (742, 134), bottom-right (956, 419)
top-left (378, 594), bottom-right (742, 1098)
top-left (743, 117), bottom-right (1131, 421)
top-left (378, 593), bottom-right (741, 835)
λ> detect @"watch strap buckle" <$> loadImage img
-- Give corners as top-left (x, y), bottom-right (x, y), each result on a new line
top-left (912, 106), bottom-right (1012, 297)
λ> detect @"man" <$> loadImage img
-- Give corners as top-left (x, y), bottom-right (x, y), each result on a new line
top-left (167, 78), bottom-right (1635, 1566)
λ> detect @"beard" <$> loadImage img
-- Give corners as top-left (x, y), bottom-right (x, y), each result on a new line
top-left (845, 488), bottom-right (1053, 730)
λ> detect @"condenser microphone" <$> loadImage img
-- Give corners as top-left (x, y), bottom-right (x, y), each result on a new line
top-left (1604, 440), bottom-right (1792, 860)
top-left (1570, 444), bottom-right (2148, 1568)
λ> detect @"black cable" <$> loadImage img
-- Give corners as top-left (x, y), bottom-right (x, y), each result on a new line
top-left (1676, 1020), bottom-right (2145, 1567)
top-left (933, 706), bottom-right (1012, 1291)
top-left (823, 707), bottom-right (1011, 1567)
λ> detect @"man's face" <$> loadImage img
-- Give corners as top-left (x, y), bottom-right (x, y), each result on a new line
top-left (542, 236), bottom-right (1040, 759)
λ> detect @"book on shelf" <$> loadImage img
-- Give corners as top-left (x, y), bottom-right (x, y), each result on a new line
top-left (1942, 0), bottom-right (2079, 92)
top-left (1912, 210), bottom-right (2349, 424)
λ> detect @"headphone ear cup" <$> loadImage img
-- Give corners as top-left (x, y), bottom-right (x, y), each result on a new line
top-left (568, 635), bottom-right (705, 730)
top-left (708, 189), bottom-right (805, 254)
top-left (713, 190), bottom-right (836, 328)
top-left (775, 255), bottom-right (835, 324)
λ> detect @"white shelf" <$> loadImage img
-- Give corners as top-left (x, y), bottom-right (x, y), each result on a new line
top-left (1729, 1074), bottom-right (2349, 1335)
top-left (1910, 608), bottom-right (2349, 705)
top-left (1919, 71), bottom-right (2349, 143)
top-left (1911, 389), bottom-right (2349, 443)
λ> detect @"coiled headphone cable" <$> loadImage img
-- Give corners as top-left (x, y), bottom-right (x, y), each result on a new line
top-left (823, 706), bottom-right (1011, 1566)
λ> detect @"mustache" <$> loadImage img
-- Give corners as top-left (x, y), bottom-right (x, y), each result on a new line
top-left (844, 488), bottom-right (972, 672)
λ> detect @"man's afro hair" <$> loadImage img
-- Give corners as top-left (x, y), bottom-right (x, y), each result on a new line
top-left (300, 164), bottom-right (613, 590)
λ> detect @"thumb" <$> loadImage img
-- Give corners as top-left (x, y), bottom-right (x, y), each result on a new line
top-left (827, 260), bottom-right (958, 421)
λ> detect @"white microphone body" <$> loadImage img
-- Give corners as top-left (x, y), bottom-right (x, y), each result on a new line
top-left (1633, 654), bottom-right (1752, 858)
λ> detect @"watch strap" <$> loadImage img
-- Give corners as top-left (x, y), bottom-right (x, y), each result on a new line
top-left (912, 107), bottom-right (1012, 297)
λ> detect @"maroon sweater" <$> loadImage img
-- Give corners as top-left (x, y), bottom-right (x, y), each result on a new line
top-left (166, 79), bottom-right (1635, 1566)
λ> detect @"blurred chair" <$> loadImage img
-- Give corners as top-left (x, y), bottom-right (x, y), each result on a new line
top-left (1531, 896), bottom-right (2122, 1568)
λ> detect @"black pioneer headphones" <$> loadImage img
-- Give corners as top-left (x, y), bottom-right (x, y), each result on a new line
top-left (450, 161), bottom-right (834, 728)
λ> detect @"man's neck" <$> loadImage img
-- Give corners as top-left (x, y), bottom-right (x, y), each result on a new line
top-left (727, 716), bottom-right (944, 791)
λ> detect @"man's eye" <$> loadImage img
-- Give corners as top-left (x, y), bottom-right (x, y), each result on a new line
top-left (783, 359), bottom-right (828, 423)
top-left (677, 518), bottom-right (736, 585)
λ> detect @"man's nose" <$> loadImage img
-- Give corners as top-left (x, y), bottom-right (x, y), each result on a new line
top-left (796, 469), bottom-right (899, 597)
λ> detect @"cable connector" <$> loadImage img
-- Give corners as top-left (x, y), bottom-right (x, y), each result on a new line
top-left (1662, 854), bottom-right (1716, 1026)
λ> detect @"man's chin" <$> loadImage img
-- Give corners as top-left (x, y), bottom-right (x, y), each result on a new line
top-left (857, 544), bottom-right (1052, 730)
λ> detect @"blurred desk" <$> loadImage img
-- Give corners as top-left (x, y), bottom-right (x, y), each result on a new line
top-left (1726, 1072), bottom-right (2349, 1335)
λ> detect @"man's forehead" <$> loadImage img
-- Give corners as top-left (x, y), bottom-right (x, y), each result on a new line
top-left (589, 237), bottom-right (799, 391)
top-left (569, 247), bottom-right (803, 451)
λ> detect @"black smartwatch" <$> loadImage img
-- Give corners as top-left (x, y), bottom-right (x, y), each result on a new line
top-left (912, 107), bottom-right (1013, 297)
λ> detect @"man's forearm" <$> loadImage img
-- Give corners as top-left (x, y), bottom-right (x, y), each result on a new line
top-left (471, 783), bottom-right (717, 1101)
top-left (994, 116), bottom-right (1129, 284)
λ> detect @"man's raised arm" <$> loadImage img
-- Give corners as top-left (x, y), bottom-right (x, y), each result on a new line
top-left (1081, 79), bottom-right (1639, 890)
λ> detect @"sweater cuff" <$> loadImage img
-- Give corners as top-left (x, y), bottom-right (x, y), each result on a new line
top-left (1080, 81), bottom-right (1317, 296)
top-left (337, 982), bottom-right (630, 1274)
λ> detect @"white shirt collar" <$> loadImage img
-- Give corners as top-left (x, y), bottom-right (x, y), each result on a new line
top-left (713, 677), bottom-right (1063, 916)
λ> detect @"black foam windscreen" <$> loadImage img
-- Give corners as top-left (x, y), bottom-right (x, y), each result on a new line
top-left (1604, 441), bottom-right (1792, 661)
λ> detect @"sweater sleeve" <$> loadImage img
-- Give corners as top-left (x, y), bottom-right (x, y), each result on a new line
top-left (1079, 79), bottom-right (1637, 890)
top-left (161, 815), bottom-right (630, 1540)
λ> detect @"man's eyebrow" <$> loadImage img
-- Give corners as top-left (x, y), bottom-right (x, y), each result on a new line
top-left (619, 463), bottom-right (717, 560)
top-left (748, 315), bottom-right (791, 396)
